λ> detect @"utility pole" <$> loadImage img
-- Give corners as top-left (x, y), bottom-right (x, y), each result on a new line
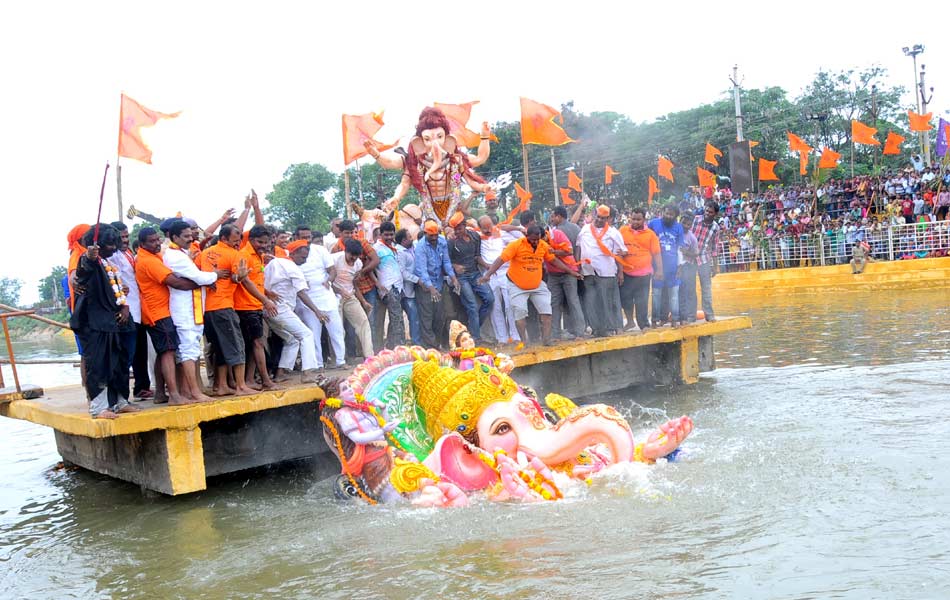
top-left (870, 84), bottom-right (879, 172)
top-left (730, 65), bottom-right (744, 142)
top-left (920, 64), bottom-right (934, 165)
top-left (902, 45), bottom-right (925, 160)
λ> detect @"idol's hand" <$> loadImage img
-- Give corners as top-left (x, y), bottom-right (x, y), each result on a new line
top-left (640, 416), bottom-right (693, 461)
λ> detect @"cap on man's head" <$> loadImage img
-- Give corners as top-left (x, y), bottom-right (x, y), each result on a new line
top-left (160, 217), bottom-right (180, 234)
top-left (286, 239), bottom-right (309, 253)
top-left (596, 204), bottom-right (611, 217)
top-left (423, 220), bottom-right (440, 235)
top-left (448, 211), bottom-right (465, 227)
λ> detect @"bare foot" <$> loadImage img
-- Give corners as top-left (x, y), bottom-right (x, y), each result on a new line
top-left (167, 393), bottom-right (192, 406)
top-left (153, 395), bottom-right (169, 405)
top-left (233, 384), bottom-right (258, 396)
top-left (260, 380), bottom-right (279, 391)
top-left (273, 370), bottom-right (294, 383)
top-left (211, 386), bottom-right (236, 397)
top-left (117, 404), bottom-right (142, 413)
top-left (245, 381), bottom-right (263, 391)
top-left (94, 410), bottom-right (119, 419)
top-left (189, 392), bottom-right (216, 404)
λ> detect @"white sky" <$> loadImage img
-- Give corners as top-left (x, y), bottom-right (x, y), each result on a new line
top-left (1, 0), bottom-right (946, 304)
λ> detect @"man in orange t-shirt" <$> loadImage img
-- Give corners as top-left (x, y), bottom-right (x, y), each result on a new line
top-left (233, 225), bottom-right (278, 390)
top-left (618, 207), bottom-right (662, 331)
top-left (479, 224), bottom-right (581, 347)
top-left (200, 223), bottom-right (254, 396)
top-left (135, 227), bottom-right (204, 406)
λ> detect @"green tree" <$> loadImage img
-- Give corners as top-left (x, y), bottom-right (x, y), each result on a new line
top-left (38, 266), bottom-right (67, 305)
top-left (0, 277), bottom-right (23, 307)
top-left (264, 163), bottom-right (338, 232)
top-left (336, 162), bottom-right (420, 215)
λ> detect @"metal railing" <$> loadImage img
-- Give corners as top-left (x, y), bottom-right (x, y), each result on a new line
top-left (716, 220), bottom-right (950, 271)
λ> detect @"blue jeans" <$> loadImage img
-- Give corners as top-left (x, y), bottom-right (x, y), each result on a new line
top-left (652, 279), bottom-right (680, 323)
top-left (456, 272), bottom-right (493, 339)
top-left (401, 295), bottom-right (422, 345)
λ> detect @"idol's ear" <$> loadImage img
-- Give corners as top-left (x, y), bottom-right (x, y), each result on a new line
top-left (422, 433), bottom-right (498, 492)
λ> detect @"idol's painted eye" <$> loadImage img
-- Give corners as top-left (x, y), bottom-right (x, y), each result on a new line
top-left (491, 422), bottom-right (511, 436)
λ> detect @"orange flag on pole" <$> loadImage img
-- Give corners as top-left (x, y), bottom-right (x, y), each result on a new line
top-left (519, 97), bottom-right (574, 146)
top-left (342, 111), bottom-right (396, 165)
top-left (647, 176), bottom-right (659, 205)
top-left (433, 101), bottom-right (498, 147)
top-left (657, 156), bottom-right (674, 182)
top-left (117, 93), bottom-right (180, 164)
top-left (697, 167), bottom-right (717, 188)
top-left (907, 110), bottom-right (932, 132)
top-left (567, 170), bottom-right (583, 193)
top-left (787, 132), bottom-right (812, 154)
top-left (559, 187), bottom-right (576, 205)
top-left (704, 143), bottom-right (723, 167)
top-left (851, 120), bottom-right (881, 146)
top-left (503, 182), bottom-right (533, 224)
top-left (759, 159), bottom-right (779, 182)
top-left (818, 147), bottom-right (841, 169)
top-left (883, 131), bottom-right (905, 155)
top-left (605, 165), bottom-right (619, 185)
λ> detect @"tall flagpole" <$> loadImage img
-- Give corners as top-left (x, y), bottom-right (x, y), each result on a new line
top-left (116, 93), bottom-right (124, 224)
top-left (522, 144), bottom-right (530, 192)
top-left (344, 169), bottom-right (352, 219)
top-left (549, 149), bottom-right (558, 205)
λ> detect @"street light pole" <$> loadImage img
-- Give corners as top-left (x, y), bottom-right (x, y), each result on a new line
top-left (920, 64), bottom-right (934, 165)
top-left (730, 65), bottom-right (744, 142)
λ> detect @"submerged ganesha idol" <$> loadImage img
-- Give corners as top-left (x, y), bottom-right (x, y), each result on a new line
top-left (320, 346), bottom-right (693, 507)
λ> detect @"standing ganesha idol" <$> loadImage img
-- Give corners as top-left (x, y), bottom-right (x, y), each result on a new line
top-left (365, 107), bottom-right (493, 226)
top-left (319, 346), bottom-right (693, 507)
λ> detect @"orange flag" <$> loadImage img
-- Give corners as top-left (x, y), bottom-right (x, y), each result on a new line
top-left (697, 167), bottom-right (717, 188)
top-left (818, 147), bottom-right (841, 169)
top-left (647, 176), bottom-right (659, 205)
top-left (605, 165), bottom-right (619, 185)
top-left (433, 101), bottom-right (498, 147)
top-left (759, 159), bottom-right (779, 182)
top-left (851, 120), bottom-right (881, 146)
top-left (117, 93), bottom-right (180, 164)
top-left (657, 156), bottom-right (674, 182)
top-left (567, 170), bottom-right (583, 193)
top-left (787, 132), bottom-right (812, 154)
top-left (520, 97), bottom-right (574, 146)
top-left (342, 111), bottom-right (396, 165)
top-left (883, 131), bottom-right (905, 155)
top-left (559, 187), bottom-right (576, 205)
top-left (799, 153), bottom-right (809, 176)
top-left (704, 143), bottom-right (723, 166)
top-left (503, 182), bottom-right (533, 224)
top-left (908, 110), bottom-right (932, 132)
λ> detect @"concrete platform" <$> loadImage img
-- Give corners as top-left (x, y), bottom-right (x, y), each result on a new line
top-left (0, 317), bottom-right (751, 495)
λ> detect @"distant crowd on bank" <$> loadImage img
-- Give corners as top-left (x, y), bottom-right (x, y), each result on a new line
top-left (63, 191), bottom-right (723, 418)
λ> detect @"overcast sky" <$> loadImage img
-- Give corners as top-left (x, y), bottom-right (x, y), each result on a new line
top-left (1, 0), bottom-right (946, 304)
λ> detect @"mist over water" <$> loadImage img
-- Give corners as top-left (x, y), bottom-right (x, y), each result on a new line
top-left (2, 288), bottom-right (949, 599)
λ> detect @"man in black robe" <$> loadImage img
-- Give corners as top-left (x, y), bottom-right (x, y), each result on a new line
top-left (70, 224), bottom-right (140, 419)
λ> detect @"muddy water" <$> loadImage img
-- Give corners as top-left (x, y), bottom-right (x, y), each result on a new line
top-left (1, 288), bottom-right (949, 599)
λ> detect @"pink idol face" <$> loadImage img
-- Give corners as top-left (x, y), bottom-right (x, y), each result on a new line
top-left (476, 394), bottom-right (547, 456)
top-left (420, 127), bottom-right (446, 151)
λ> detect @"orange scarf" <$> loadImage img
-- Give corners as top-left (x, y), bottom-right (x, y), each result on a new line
top-left (584, 224), bottom-right (623, 265)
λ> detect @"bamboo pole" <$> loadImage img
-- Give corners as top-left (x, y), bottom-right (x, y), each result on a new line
top-left (0, 304), bottom-right (71, 329)
top-left (344, 169), bottom-right (352, 219)
top-left (549, 149), bottom-right (559, 205)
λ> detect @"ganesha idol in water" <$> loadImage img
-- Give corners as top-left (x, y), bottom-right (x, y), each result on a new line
top-left (320, 345), bottom-right (692, 507)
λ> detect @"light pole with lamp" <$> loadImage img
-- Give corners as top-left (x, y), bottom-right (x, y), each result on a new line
top-left (902, 44), bottom-right (925, 162)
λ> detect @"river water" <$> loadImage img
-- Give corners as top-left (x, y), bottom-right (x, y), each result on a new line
top-left (2, 288), bottom-right (949, 599)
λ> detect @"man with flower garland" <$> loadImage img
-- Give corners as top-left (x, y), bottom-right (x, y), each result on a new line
top-left (69, 224), bottom-right (141, 419)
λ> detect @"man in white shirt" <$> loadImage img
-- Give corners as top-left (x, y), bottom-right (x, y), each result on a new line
top-left (264, 240), bottom-right (324, 382)
top-left (395, 228), bottom-right (421, 345)
top-left (323, 218), bottom-right (342, 253)
top-left (162, 220), bottom-right (222, 403)
top-left (372, 221), bottom-right (405, 349)
top-left (477, 215), bottom-right (520, 344)
top-left (106, 221), bottom-right (152, 399)
top-left (296, 237), bottom-right (346, 370)
top-left (576, 204), bottom-right (627, 336)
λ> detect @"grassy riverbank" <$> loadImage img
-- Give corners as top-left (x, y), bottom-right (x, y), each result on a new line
top-left (5, 308), bottom-right (69, 341)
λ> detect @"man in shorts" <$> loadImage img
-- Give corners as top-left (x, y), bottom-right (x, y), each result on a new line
top-left (479, 223), bottom-right (581, 346)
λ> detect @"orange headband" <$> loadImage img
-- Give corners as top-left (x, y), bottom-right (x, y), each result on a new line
top-left (286, 239), bottom-right (309, 253)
